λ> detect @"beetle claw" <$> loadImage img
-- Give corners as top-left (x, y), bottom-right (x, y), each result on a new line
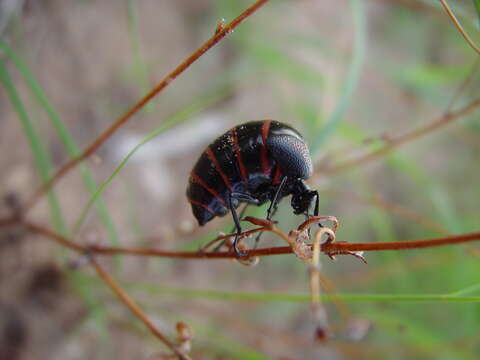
top-left (234, 246), bottom-right (248, 258)
top-left (324, 247), bottom-right (367, 264)
top-left (233, 235), bottom-right (248, 257)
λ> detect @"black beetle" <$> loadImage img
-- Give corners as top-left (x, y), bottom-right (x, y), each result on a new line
top-left (186, 120), bottom-right (319, 256)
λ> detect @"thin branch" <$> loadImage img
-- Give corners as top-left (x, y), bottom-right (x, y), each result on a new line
top-left (22, 0), bottom-right (271, 213)
top-left (25, 221), bottom-right (86, 252)
top-left (322, 232), bottom-right (480, 252)
top-left (22, 219), bottom-right (480, 258)
top-left (318, 97), bottom-right (480, 175)
top-left (90, 257), bottom-right (190, 360)
top-left (0, 216), bottom-right (21, 227)
top-left (439, 0), bottom-right (480, 56)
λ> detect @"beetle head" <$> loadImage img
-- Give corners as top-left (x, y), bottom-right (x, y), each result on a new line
top-left (291, 180), bottom-right (318, 215)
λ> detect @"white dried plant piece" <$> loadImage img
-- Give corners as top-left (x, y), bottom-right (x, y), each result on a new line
top-left (235, 238), bottom-right (260, 266)
top-left (287, 229), bottom-right (313, 260)
top-left (176, 322), bottom-right (194, 357)
top-left (346, 318), bottom-right (371, 342)
top-left (237, 256), bottom-right (260, 267)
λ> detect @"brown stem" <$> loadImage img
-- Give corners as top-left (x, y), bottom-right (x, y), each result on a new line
top-left (22, 219), bottom-right (293, 257)
top-left (22, 0), bottom-right (271, 213)
top-left (321, 232), bottom-right (480, 252)
top-left (90, 257), bottom-right (189, 360)
top-left (0, 216), bottom-right (21, 227)
top-left (23, 219), bottom-right (480, 258)
top-left (319, 97), bottom-right (480, 175)
top-left (439, 0), bottom-right (480, 56)
top-left (25, 221), bottom-right (86, 252)
top-left (89, 243), bottom-right (292, 258)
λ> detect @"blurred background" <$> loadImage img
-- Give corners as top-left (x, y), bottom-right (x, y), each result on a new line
top-left (1, 0), bottom-right (480, 359)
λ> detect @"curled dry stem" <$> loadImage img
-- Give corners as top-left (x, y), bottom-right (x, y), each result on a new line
top-left (298, 215), bottom-right (339, 233)
top-left (309, 227), bottom-right (336, 340)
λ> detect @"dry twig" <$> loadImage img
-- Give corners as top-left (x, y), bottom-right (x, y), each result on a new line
top-left (439, 0), bottom-right (480, 56)
top-left (318, 97), bottom-right (480, 175)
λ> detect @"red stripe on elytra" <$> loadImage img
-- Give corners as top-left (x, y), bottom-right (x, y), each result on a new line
top-left (272, 165), bottom-right (282, 185)
top-left (205, 147), bottom-right (233, 191)
top-left (260, 120), bottom-right (272, 175)
top-left (230, 128), bottom-right (249, 185)
top-left (187, 198), bottom-right (215, 214)
top-left (190, 172), bottom-right (227, 206)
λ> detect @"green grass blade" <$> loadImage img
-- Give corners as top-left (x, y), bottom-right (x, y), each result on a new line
top-left (68, 270), bottom-right (109, 339)
top-left (0, 39), bottom-right (119, 248)
top-left (365, 309), bottom-right (475, 360)
top-left (133, 283), bottom-right (480, 303)
top-left (430, 185), bottom-right (462, 234)
top-left (0, 61), bottom-right (66, 235)
top-left (1, 43), bottom-right (111, 341)
top-left (473, 0), bottom-right (480, 27)
top-left (449, 282), bottom-right (480, 297)
top-left (310, 0), bottom-right (367, 153)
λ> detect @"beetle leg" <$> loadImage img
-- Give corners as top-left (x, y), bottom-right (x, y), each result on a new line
top-left (228, 192), bottom-right (247, 257)
top-left (223, 192), bottom-right (258, 253)
top-left (230, 192), bottom-right (259, 205)
top-left (253, 176), bottom-right (288, 249)
top-left (267, 176), bottom-right (288, 220)
top-left (312, 190), bottom-right (323, 226)
top-left (313, 190), bottom-right (319, 217)
top-left (211, 204), bottom-right (249, 252)
top-left (303, 191), bottom-right (322, 238)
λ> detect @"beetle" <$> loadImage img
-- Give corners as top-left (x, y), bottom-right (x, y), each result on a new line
top-left (186, 120), bottom-right (319, 256)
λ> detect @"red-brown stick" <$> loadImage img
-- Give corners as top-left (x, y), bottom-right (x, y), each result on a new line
top-left (25, 221), bottom-right (86, 252)
top-left (322, 232), bottom-right (480, 252)
top-left (439, 0), bottom-right (480, 56)
top-left (0, 216), bottom-right (21, 227)
top-left (23, 220), bottom-right (480, 258)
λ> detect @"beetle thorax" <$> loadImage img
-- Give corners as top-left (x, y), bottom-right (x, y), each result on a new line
top-left (266, 131), bottom-right (313, 180)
